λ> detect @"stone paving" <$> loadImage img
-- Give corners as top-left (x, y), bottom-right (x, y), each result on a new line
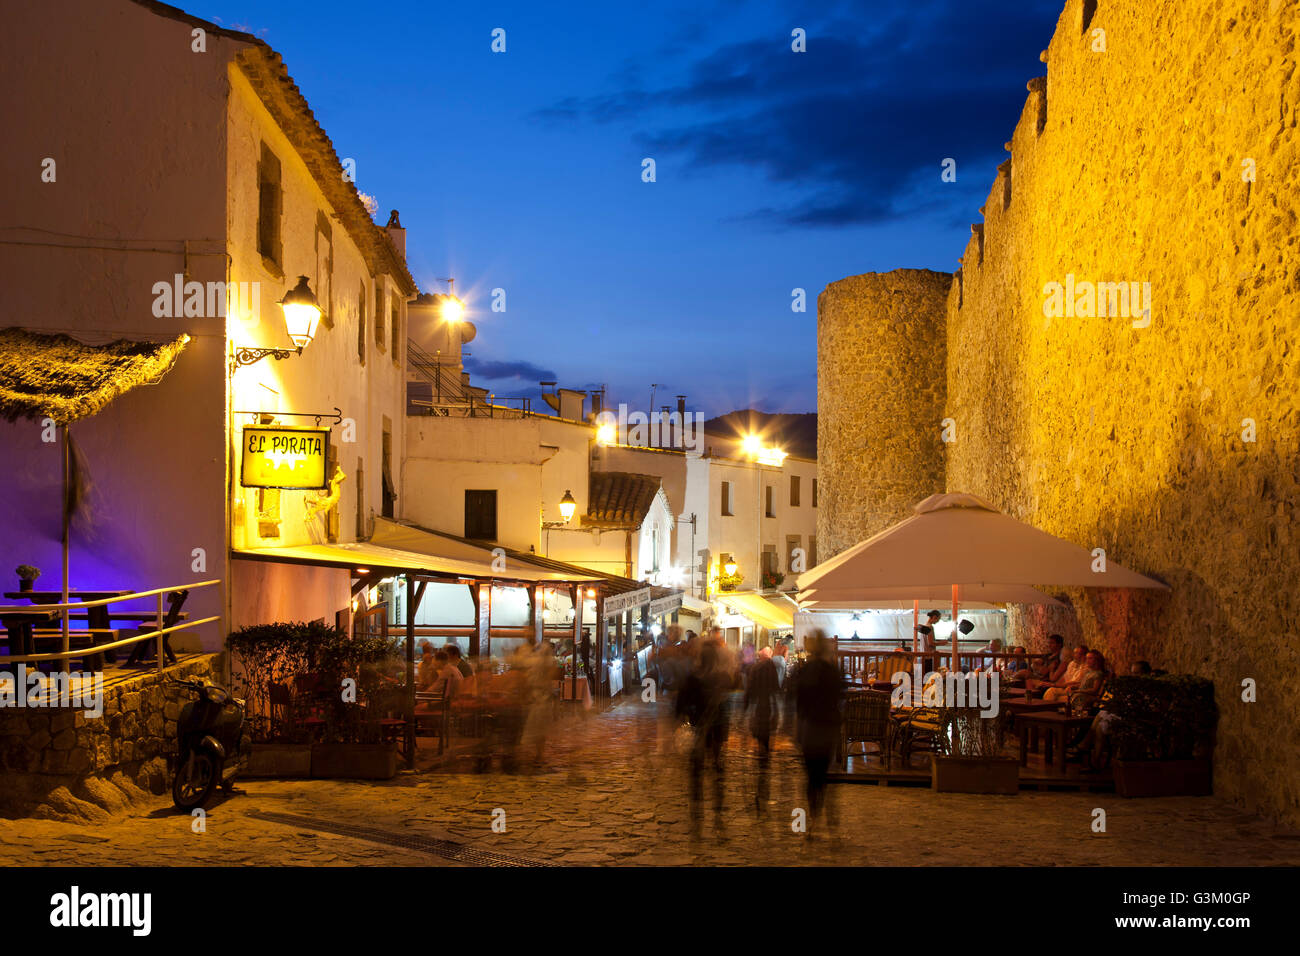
top-left (2, 697), bottom-right (1298, 867)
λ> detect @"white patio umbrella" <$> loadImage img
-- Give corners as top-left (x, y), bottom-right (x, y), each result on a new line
top-left (795, 492), bottom-right (1169, 669)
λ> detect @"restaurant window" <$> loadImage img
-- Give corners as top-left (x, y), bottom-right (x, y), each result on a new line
top-left (765, 485), bottom-right (775, 518)
top-left (315, 211), bottom-right (333, 328)
top-left (357, 282), bottom-right (367, 365)
top-left (720, 481), bottom-right (733, 516)
top-left (790, 475), bottom-right (801, 507)
top-left (356, 459), bottom-right (366, 539)
top-left (381, 424), bottom-right (396, 519)
top-left (256, 143), bottom-right (283, 271)
top-left (465, 490), bottom-right (497, 541)
top-left (812, 478), bottom-right (818, 508)
top-left (326, 444), bottom-right (340, 542)
top-left (375, 283), bottom-right (386, 351)
top-left (256, 487), bottom-right (281, 539)
top-left (390, 292), bottom-right (401, 367)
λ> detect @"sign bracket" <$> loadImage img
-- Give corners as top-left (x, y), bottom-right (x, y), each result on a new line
top-left (234, 407), bottom-right (344, 427)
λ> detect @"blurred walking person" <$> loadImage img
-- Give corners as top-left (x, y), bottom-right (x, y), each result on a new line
top-left (744, 646), bottom-right (780, 812)
top-left (795, 632), bottom-right (845, 836)
top-left (675, 640), bottom-right (731, 837)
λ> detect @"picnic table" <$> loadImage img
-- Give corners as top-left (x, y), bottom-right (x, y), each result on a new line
top-left (3, 589), bottom-right (132, 670)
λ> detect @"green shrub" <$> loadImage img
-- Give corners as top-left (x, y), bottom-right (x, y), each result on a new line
top-left (1109, 675), bottom-right (1217, 761)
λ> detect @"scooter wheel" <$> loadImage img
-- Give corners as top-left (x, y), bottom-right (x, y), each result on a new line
top-left (173, 753), bottom-right (218, 811)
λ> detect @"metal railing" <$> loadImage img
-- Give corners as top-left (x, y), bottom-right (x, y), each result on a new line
top-left (0, 579), bottom-right (221, 674)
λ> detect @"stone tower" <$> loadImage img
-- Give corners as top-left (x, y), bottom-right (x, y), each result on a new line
top-left (816, 268), bottom-right (951, 560)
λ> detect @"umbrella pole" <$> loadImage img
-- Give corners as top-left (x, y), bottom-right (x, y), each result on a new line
top-left (912, 599), bottom-right (920, 703)
top-left (61, 424), bottom-right (70, 655)
top-left (950, 583), bottom-right (959, 672)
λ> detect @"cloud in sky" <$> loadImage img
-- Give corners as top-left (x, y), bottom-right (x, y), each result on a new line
top-left (536, 0), bottom-right (1062, 230)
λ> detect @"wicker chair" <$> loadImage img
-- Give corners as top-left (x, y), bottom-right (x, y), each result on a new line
top-left (841, 690), bottom-right (894, 770)
top-left (894, 706), bottom-right (949, 764)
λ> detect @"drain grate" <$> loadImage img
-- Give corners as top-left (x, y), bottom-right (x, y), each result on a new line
top-left (245, 809), bottom-right (551, 867)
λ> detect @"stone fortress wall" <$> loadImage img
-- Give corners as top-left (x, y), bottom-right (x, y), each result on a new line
top-left (818, 0), bottom-right (1299, 825)
top-left (817, 270), bottom-right (951, 557)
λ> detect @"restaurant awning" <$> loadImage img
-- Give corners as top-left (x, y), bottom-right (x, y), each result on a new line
top-left (717, 591), bottom-right (796, 631)
top-left (232, 540), bottom-right (598, 584)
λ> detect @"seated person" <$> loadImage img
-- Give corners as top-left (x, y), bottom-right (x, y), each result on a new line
top-left (416, 641), bottom-right (437, 691)
top-left (975, 637), bottom-right (1003, 671)
top-left (1024, 634), bottom-right (1068, 691)
top-left (445, 643), bottom-right (475, 694)
top-left (1074, 659), bottom-right (1150, 768)
top-left (428, 650), bottom-right (462, 700)
top-left (1042, 645), bottom-right (1090, 701)
top-left (1057, 649), bottom-right (1107, 709)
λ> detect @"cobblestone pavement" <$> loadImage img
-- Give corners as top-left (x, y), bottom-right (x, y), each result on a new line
top-left (2, 698), bottom-right (1298, 867)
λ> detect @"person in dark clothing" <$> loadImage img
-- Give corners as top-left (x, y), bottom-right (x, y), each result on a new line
top-left (675, 641), bottom-right (731, 836)
top-left (795, 633), bottom-right (846, 835)
top-left (744, 646), bottom-right (781, 812)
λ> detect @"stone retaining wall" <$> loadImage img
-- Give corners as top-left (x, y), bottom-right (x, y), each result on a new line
top-left (0, 655), bottom-right (219, 820)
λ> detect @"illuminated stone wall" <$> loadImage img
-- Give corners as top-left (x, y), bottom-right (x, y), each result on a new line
top-left (816, 269), bottom-right (950, 559)
top-left (820, 0), bottom-right (1299, 824)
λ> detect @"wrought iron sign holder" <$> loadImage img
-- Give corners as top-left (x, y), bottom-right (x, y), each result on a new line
top-left (233, 407), bottom-right (344, 427)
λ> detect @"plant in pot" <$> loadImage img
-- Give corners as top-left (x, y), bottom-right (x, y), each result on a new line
top-left (308, 624), bottom-right (402, 780)
top-left (933, 688), bottom-right (1018, 794)
top-left (1109, 675), bottom-right (1216, 797)
top-left (227, 621), bottom-right (316, 776)
top-left (717, 570), bottom-right (743, 592)
top-left (760, 570), bottom-right (785, 590)
top-left (15, 565), bottom-right (41, 591)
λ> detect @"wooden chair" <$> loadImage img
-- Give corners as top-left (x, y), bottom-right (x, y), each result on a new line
top-left (841, 690), bottom-right (894, 770)
top-left (894, 706), bottom-right (949, 764)
top-left (126, 589), bottom-right (189, 665)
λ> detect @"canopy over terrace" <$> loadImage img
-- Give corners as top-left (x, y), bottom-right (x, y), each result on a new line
top-left (796, 493), bottom-right (1168, 669)
top-left (0, 328), bottom-right (192, 652)
top-left (234, 529), bottom-right (609, 769)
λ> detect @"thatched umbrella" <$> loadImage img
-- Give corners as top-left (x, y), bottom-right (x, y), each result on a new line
top-left (0, 328), bottom-right (189, 650)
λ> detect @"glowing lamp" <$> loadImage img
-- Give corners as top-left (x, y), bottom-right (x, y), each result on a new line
top-left (596, 422), bottom-right (617, 445)
top-left (741, 433), bottom-right (763, 456)
top-left (440, 294), bottom-right (465, 323)
top-left (558, 490), bottom-right (577, 523)
top-left (280, 275), bottom-right (323, 349)
top-left (724, 558), bottom-right (738, 576)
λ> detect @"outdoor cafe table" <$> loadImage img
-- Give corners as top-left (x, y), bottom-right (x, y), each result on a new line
top-left (1017, 711), bottom-right (1094, 774)
top-left (554, 678), bottom-right (593, 710)
top-left (3, 589), bottom-right (132, 670)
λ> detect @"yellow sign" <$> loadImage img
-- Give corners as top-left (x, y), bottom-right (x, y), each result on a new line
top-left (240, 426), bottom-right (329, 489)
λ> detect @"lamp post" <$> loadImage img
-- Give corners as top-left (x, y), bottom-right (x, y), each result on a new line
top-left (233, 275), bottom-right (323, 367)
top-left (543, 490), bottom-right (579, 556)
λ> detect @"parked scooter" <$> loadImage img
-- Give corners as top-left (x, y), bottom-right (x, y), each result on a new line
top-left (171, 676), bottom-right (245, 811)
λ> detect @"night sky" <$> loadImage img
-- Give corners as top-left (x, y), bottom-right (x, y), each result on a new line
top-left (207, 0), bottom-right (1063, 416)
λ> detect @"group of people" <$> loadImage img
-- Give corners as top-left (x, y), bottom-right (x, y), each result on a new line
top-left (415, 641), bottom-right (475, 698)
top-left (657, 625), bottom-right (844, 837)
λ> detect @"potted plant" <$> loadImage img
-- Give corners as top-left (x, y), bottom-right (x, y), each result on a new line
top-left (227, 621), bottom-right (315, 777)
top-left (1110, 675), bottom-right (1216, 797)
top-left (15, 565), bottom-right (41, 591)
top-left (932, 696), bottom-right (1018, 794)
top-left (760, 570), bottom-right (785, 590)
top-left (308, 624), bottom-right (401, 780)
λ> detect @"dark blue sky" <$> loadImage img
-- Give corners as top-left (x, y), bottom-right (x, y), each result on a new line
top-left (208, 0), bottom-right (1063, 416)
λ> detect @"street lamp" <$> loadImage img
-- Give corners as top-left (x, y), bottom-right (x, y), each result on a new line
top-left (724, 558), bottom-right (738, 576)
top-left (234, 275), bottom-right (322, 366)
top-left (558, 489), bottom-right (576, 523)
top-left (437, 293), bottom-right (465, 323)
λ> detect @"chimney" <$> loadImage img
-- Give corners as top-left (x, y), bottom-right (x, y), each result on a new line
top-left (676, 395), bottom-right (687, 448)
top-left (385, 209), bottom-right (406, 260)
